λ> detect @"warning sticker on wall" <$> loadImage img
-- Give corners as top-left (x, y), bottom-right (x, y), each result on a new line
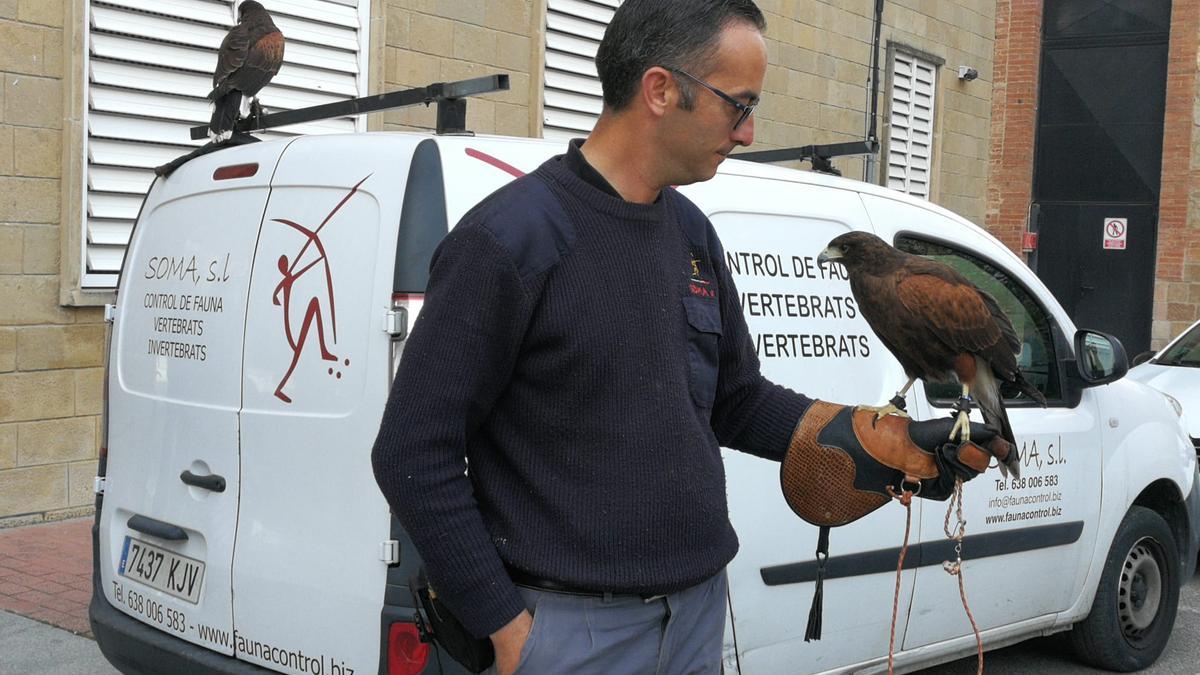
top-left (1103, 218), bottom-right (1127, 250)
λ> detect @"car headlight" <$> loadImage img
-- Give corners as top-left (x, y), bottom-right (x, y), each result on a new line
top-left (1162, 392), bottom-right (1183, 417)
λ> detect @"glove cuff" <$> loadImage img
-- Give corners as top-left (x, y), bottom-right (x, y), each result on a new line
top-left (782, 401), bottom-right (891, 527)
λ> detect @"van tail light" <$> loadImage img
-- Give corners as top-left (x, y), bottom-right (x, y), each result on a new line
top-left (213, 163), bottom-right (259, 180)
top-left (387, 622), bottom-right (430, 675)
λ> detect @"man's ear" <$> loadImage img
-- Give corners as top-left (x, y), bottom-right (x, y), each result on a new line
top-left (640, 67), bottom-right (675, 120)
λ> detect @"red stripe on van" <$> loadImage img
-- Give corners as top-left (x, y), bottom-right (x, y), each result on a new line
top-left (465, 148), bottom-right (525, 178)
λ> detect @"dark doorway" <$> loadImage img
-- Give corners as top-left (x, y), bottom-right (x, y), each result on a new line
top-left (1031, 0), bottom-right (1171, 356)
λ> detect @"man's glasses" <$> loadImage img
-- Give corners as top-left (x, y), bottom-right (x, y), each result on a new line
top-left (667, 67), bottom-right (758, 130)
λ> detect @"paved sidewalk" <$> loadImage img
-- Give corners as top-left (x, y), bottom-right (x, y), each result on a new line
top-left (0, 609), bottom-right (117, 674)
top-left (0, 517), bottom-right (94, 637)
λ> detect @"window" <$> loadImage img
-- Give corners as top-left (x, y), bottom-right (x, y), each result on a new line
top-left (886, 49), bottom-right (938, 199)
top-left (541, 0), bottom-right (620, 140)
top-left (82, 0), bottom-right (370, 290)
top-left (1044, 0), bottom-right (1171, 40)
top-left (1156, 322), bottom-right (1200, 367)
top-left (896, 236), bottom-right (1063, 404)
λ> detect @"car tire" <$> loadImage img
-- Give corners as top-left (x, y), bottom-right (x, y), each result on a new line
top-left (1068, 506), bottom-right (1180, 671)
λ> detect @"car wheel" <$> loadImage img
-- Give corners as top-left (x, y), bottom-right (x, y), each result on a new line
top-left (1068, 506), bottom-right (1180, 671)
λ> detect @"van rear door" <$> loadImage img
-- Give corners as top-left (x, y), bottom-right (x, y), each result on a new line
top-left (232, 135), bottom-right (422, 675)
top-left (100, 142), bottom-right (292, 654)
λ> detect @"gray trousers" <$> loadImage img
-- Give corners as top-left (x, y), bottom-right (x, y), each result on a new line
top-left (488, 570), bottom-right (728, 675)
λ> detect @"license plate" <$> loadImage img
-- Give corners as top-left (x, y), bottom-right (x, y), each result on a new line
top-left (119, 536), bottom-right (205, 604)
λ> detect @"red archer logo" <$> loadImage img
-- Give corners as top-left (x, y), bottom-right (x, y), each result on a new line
top-left (270, 175), bottom-right (371, 403)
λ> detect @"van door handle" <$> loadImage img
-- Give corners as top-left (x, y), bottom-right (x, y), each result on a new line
top-left (180, 470), bottom-right (226, 493)
top-left (127, 514), bottom-right (188, 541)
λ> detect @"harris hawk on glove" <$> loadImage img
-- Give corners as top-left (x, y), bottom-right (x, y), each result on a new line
top-left (208, 1), bottom-right (285, 139)
top-left (818, 232), bottom-right (1045, 479)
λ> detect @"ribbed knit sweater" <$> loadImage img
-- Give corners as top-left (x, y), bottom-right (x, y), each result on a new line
top-left (371, 143), bottom-right (811, 638)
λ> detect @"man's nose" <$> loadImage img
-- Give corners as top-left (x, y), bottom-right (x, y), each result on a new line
top-left (732, 115), bottom-right (755, 146)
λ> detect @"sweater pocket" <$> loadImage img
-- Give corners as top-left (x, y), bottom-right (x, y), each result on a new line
top-left (682, 295), bottom-right (723, 409)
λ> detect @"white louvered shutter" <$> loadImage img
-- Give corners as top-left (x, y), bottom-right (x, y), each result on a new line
top-left (84, 0), bottom-right (370, 289)
top-left (886, 51), bottom-right (937, 199)
top-left (542, 0), bottom-right (620, 140)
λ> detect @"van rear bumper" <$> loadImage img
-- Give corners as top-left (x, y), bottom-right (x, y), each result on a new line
top-left (88, 520), bottom-right (270, 675)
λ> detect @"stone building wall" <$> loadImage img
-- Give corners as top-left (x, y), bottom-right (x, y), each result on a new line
top-left (753, 0), bottom-right (995, 226)
top-left (374, 0), bottom-right (540, 136)
top-left (0, 0), bottom-right (102, 527)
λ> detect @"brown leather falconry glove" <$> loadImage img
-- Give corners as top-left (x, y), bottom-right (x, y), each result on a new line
top-left (780, 401), bottom-right (1016, 527)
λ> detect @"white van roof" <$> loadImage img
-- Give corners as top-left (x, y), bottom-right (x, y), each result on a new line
top-left (181, 130), bottom-right (980, 234)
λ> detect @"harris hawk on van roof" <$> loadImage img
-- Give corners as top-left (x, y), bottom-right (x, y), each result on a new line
top-left (208, 1), bottom-right (285, 139)
top-left (818, 231), bottom-right (1045, 479)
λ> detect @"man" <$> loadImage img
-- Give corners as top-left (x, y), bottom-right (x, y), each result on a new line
top-left (372, 2), bottom-right (998, 673)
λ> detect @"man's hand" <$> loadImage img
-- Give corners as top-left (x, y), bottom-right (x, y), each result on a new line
top-left (906, 416), bottom-right (1014, 500)
top-left (490, 610), bottom-right (533, 675)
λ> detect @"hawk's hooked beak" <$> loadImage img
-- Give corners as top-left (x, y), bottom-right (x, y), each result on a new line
top-left (817, 246), bottom-right (842, 266)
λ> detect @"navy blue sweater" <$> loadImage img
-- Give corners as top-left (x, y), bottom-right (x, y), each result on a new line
top-left (371, 145), bottom-right (811, 637)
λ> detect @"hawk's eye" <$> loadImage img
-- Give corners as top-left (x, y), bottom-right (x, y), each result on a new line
top-left (840, 244), bottom-right (850, 253)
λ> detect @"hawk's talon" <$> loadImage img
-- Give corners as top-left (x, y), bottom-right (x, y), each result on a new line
top-left (949, 409), bottom-right (971, 444)
top-left (889, 394), bottom-right (909, 412)
top-left (244, 100), bottom-right (267, 131)
top-left (861, 403), bottom-right (911, 428)
top-left (948, 394), bottom-right (973, 443)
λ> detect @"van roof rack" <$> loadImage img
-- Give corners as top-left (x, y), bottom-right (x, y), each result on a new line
top-left (157, 74), bottom-right (510, 177)
top-left (187, 74), bottom-right (510, 141)
top-left (731, 140), bottom-right (879, 176)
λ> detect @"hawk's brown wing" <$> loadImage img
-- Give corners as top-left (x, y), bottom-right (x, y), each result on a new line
top-left (896, 273), bottom-right (1004, 355)
top-left (228, 30), bottom-right (285, 98)
top-left (210, 23), bottom-right (252, 98)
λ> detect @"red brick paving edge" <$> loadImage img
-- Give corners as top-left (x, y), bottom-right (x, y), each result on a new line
top-left (0, 518), bottom-right (96, 638)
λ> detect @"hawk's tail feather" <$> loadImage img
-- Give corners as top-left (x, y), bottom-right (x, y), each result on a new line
top-left (210, 91), bottom-right (242, 137)
top-left (973, 362), bottom-right (1021, 480)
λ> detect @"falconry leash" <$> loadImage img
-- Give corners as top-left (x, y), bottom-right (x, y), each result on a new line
top-left (885, 479), bottom-right (983, 675)
top-left (942, 478), bottom-right (984, 675)
top-left (886, 485), bottom-right (915, 675)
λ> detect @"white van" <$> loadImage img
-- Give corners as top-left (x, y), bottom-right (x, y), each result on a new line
top-left (90, 131), bottom-right (1200, 675)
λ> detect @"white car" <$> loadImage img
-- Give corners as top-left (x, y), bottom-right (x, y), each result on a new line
top-left (90, 132), bottom-right (1200, 675)
top-left (1129, 319), bottom-right (1200, 443)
